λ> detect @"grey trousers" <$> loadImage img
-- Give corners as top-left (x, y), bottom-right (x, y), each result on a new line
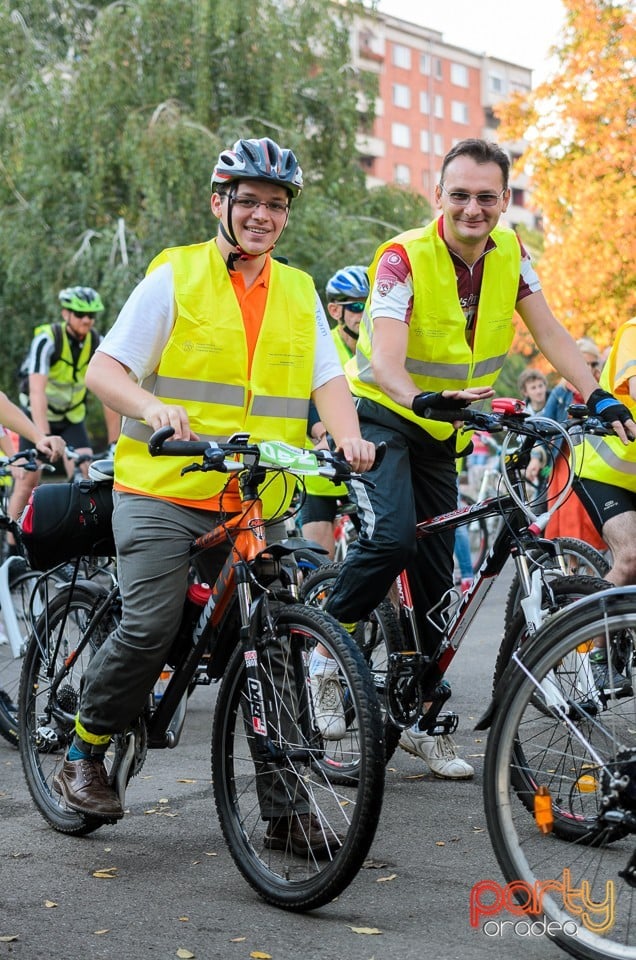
top-left (79, 492), bottom-right (309, 819)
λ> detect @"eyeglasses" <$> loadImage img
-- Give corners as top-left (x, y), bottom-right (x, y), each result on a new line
top-left (71, 311), bottom-right (96, 319)
top-left (439, 184), bottom-right (506, 207)
top-left (587, 361), bottom-right (601, 370)
top-left (230, 197), bottom-right (290, 215)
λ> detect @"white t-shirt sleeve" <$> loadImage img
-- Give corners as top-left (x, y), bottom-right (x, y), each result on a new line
top-left (312, 293), bottom-right (343, 390)
top-left (96, 264), bottom-right (175, 381)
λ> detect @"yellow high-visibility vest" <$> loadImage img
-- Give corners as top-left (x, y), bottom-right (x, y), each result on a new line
top-left (346, 219), bottom-right (519, 450)
top-left (116, 240), bottom-right (317, 516)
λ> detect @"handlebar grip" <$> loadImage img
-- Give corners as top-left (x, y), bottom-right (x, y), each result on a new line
top-left (422, 407), bottom-right (468, 423)
top-left (148, 426), bottom-right (215, 457)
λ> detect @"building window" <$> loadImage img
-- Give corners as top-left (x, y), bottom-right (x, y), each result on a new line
top-left (434, 58), bottom-right (443, 79)
top-left (419, 91), bottom-right (430, 114)
top-left (489, 72), bottom-right (504, 94)
top-left (450, 63), bottom-right (469, 87)
top-left (420, 53), bottom-right (431, 75)
top-left (511, 187), bottom-right (525, 207)
top-left (433, 133), bottom-right (444, 156)
top-left (451, 100), bottom-right (469, 124)
top-left (392, 44), bottom-right (411, 69)
top-left (392, 83), bottom-right (411, 109)
top-left (391, 122), bottom-right (411, 148)
top-left (420, 129), bottom-right (430, 153)
top-left (434, 95), bottom-right (444, 119)
top-left (395, 163), bottom-right (411, 185)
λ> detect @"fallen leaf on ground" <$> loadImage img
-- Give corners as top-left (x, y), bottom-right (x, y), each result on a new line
top-left (349, 926), bottom-right (382, 935)
top-left (362, 859), bottom-right (388, 869)
top-left (44, 900), bottom-right (58, 908)
top-left (178, 917), bottom-right (189, 922)
top-left (176, 778), bottom-right (197, 784)
top-left (0, 936), bottom-right (19, 943)
top-left (94, 930), bottom-right (109, 935)
top-left (250, 952), bottom-right (272, 959)
top-left (92, 867), bottom-right (118, 879)
top-left (230, 937), bottom-right (246, 942)
top-left (176, 950), bottom-right (195, 959)
top-left (376, 874), bottom-right (397, 882)
top-left (204, 852), bottom-right (218, 857)
top-left (435, 841), bottom-right (445, 846)
top-left (403, 773), bottom-right (426, 780)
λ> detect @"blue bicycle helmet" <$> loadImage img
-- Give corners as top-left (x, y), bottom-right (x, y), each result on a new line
top-left (325, 266), bottom-right (369, 303)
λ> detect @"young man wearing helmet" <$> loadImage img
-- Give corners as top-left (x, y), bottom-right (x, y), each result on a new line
top-left (301, 265), bottom-right (369, 556)
top-left (7, 286), bottom-right (120, 530)
top-left (54, 137), bottom-right (375, 851)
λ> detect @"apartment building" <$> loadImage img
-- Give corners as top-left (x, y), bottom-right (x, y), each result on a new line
top-left (351, 10), bottom-right (539, 230)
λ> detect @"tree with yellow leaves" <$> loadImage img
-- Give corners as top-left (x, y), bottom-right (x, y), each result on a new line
top-left (496, 0), bottom-right (635, 348)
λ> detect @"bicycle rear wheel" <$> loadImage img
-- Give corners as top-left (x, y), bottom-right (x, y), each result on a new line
top-left (300, 561), bottom-right (405, 770)
top-left (18, 583), bottom-right (117, 835)
top-left (212, 602), bottom-right (384, 911)
top-left (0, 567), bottom-right (50, 747)
top-left (484, 588), bottom-right (636, 960)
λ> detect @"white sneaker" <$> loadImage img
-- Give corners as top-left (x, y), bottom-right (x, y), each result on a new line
top-left (310, 672), bottom-right (346, 741)
top-left (399, 727), bottom-right (474, 779)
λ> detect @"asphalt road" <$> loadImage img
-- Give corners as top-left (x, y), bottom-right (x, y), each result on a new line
top-left (1, 568), bottom-right (565, 960)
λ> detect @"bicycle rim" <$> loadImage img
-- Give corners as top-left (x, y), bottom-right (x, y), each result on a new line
top-left (18, 584), bottom-right (116, 835)
top-left (484, 592), bottom-right (636, 959)
top-left (0, 570), bottom-right (49, 747)
top-left (212, 603), bottom-right (384, 910)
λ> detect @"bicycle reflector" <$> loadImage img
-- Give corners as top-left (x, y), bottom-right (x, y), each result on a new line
top-left (533, 785), bottom-right (554, 834)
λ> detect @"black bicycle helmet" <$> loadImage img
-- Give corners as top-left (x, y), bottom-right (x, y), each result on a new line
top-left (211, 137), bottom-right (303, 198)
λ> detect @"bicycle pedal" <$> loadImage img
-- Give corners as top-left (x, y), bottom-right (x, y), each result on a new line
top-left (425, 711), bottom-right (459, 736)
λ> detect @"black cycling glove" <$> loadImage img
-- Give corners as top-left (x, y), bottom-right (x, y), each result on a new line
top-left (586, 388), bottom-right (633, 427)
top-left (411, 391), bottom-right (469, 418)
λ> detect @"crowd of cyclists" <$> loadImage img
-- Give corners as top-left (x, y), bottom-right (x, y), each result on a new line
top-left (2, 133), bottom-right (636, 867)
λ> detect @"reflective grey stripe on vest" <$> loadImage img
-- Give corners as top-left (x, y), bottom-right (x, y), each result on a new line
top-left (251, 396), bottom-right (309, 419)
top-left (580, 435), bottom-right (636, 478)
top-left (147, 374), bottom-right (245, 407)
top-left (121, 418), bottom-right (226, 444)
top-left (357, 348), bottom-right (508, 385)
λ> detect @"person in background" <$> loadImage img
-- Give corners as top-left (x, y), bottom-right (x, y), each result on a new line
top-left (542, 337), bottom-right (608, 551)
top-left (8, 286), bottom-right (120, 530)
top-left (316, 138), bottom-right (634, 779)
top-left (575, 317), bottom-right (636, 692)
top-left (301, 265), bottom-right (369, 557)
top-left (518, 367), bottom-right (549, 416)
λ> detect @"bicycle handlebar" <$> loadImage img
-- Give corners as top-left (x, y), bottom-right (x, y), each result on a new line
top-left (147, 427), bottom-right (386, 487)
top-left (0, 449), bottom-right (55, 473)
top-left (423, 398), bottom-right (614, 441)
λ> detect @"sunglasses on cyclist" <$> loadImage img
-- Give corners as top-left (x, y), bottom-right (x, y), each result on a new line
top-left (339, 301), bottom-right (366, 313)
top-left (71, 311), bottom-right (97, 319)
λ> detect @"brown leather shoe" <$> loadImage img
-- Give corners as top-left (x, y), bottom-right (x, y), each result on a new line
top-left (264, 812), bottom-right (342, 859)
top-left (53, 758), bottom-right (124, 820)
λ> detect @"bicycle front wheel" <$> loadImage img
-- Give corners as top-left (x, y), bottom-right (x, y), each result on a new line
top-left (484, 588), bottom-right (636, 960)
top-left (0, 568), bottom-right (50, 747)
top-left (212, 602), bottom-right (384, 911)
top-left (19, 583), bottom-right (117, 836)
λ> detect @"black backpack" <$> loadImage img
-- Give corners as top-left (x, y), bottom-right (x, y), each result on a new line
top-left (18, 322), bottom-right (98, 402)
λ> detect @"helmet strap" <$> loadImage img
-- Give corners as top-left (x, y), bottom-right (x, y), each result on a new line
top-left (341, 321), bottom-right (359, 341)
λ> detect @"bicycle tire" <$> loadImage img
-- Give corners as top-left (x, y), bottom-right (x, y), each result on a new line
top-left (18, 582), bottom-right (118, 836)
top-left (212, 602), bottom-right (384, 911)
top-left (502, 537), bottom-right (610, 637)
top-left (458, 492), bottom-right (489, 572)
top-left (493, 574), bottom-right (612, 699)
top-left (0, 568), bottom-right (49, 747)
top-left (300, 562), bottom-right (405, 770)
top-left (484, 588), bottom-right (636, 960)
